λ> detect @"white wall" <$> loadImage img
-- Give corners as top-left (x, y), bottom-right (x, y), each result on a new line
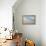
top-left (41, 0), bottom-right (46, 46)
top-left (13, 0), bottom-right (41, 46)
top-left (13, 0), bottom-right (46, 46)
top-left (0, 0), bottom-right (16, 30)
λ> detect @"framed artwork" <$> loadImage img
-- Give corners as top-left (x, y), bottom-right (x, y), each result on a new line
top-left (22, 15), bottom-right (36, 25)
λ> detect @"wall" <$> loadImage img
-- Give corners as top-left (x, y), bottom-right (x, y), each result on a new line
top-left (13, 0), bottom-right (41, 46)
top-left (13, 0), bottom-right (46, 46)
top-left (0, 0), bottom-right (16, 30)
top-left (41, 0), bottom-right (46, 46)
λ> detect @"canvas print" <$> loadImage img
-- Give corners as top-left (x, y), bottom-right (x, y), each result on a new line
top-left (22, 15), bottom-right (36, 25)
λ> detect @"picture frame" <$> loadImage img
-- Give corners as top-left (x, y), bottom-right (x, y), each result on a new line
top-left (22, 15), bottom-right (36, 25)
